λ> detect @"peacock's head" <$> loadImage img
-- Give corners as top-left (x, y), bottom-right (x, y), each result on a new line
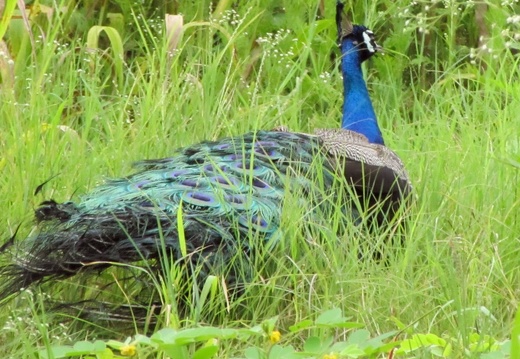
top-left (336, 1), bottom-right (381, 62)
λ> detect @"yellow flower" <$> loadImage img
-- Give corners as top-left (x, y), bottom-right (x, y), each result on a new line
top-left (269, 330), bottom-right (281, 344)
top-left (323, 353), bottom-right (338, 359)
top-left (41, 122), bottom-right (51, 132)
top-left (120, 344), bottom-right (136, 356)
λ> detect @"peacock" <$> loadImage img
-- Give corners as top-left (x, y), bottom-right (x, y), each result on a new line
top-left (0, 3), bottom-right (411, 309)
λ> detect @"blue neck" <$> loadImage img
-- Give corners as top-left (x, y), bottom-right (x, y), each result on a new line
top-left (340, 40), bottom-right (384, 145)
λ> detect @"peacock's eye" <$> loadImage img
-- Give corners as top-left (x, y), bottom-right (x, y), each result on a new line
top-left (352, 40), bottom-right (358, 45)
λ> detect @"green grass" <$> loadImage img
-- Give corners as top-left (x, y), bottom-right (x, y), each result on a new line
top-left (1, 0), bottom-right (519, 358)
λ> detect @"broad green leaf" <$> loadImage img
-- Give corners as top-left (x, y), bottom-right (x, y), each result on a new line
top-left (193, 344), bottom-right (219, 359)
top-left (58, 340), bottom-right (107, 356)
top-left (315, 308), bottom-right (343, 325)
top-left (303, 336), bottom-right (333, 353)
top-left (340, 344), bottom-right (365, 357)
top-left (175, 327), bottom-right (239, 344)
top-left (152, 327), bottom-right (239, 346)
top-left (39, 346), bottom-right (72, 359)
top-left (152, 328), bottom-right (178, 343)
top-left (425, 333), bottom-right (446, 347)
top-left (332, 321), bottom-right (364, 329)
top-left (443, 342), bottom-right (453, 357)
top-left (244, 346), bottom-right (263, 359)
top-left (303, 336), bottom-right (321, 352)
top-left (367, 341), bottom-right (402, 355)
top-left (72, 340), bottom-right (95, 351)
top-left (288, 319), bottom-right (313, 332)
top-left (347, 329), bottom-right (370, 346)
top-left (133, 334), bottom-right (154, 345)
top-left (161, 344), bottom-right (189, 358)
top-left (91, 340), bottom-right (107, 351)
top-left (97, 348), bottom-right (115, 359)
top-left (329, 341), bottom-right (349, 352)
top-left (363, 330), bottom-right (398, 351)
top-left (313, 308), bottom-right (361, 328)
top-left (268, 344), bottom-right (298, 359)
top-left (398, 337), bottom-right (422, 353)
top-left (430, 345), bottom-right (445, 357)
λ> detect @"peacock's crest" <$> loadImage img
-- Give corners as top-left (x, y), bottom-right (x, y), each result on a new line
top-left (336, 2), bottom-right (381, 61)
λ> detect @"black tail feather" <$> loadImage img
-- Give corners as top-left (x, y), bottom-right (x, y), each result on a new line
top-left (0, 223), bottom-right (21, 253)
top-left (34, 174), bottom-right (60, 196)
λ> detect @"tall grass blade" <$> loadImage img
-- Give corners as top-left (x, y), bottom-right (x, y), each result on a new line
top-left (86, 25), bottom-right (124, 89)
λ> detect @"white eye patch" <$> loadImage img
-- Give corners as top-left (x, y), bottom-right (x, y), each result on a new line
top-left (362, 31), bottom-right (376, 53)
